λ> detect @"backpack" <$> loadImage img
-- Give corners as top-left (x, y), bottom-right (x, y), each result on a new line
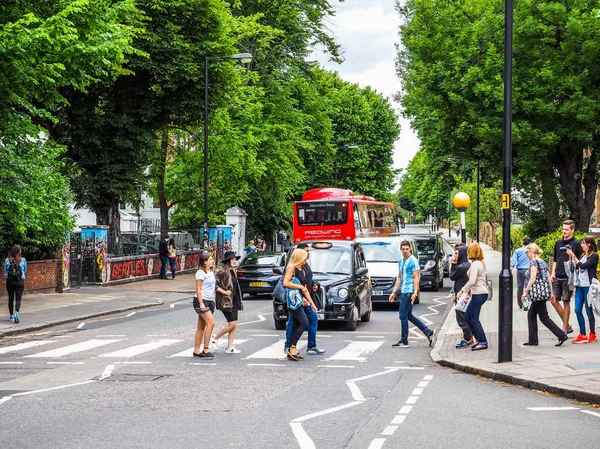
top-left (7, 260), bottom-right (22, 282)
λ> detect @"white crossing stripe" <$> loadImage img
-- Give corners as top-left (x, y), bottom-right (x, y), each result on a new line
top-left (170, 339), bottom-right (248, 358)
top-left (368, 438), bottom-right (386, 449)
top-left (381, 426), bottom-right (398, 436)
top-left (398, 405), bottom-right (412, 414)
top-left (100, 339), bottom-right (181, 358)
top-left (325, 341), bottom-right (384, 362)
top-left (405, 396), bottom-right (419, 404)
top-left (391, 415), bottom-right (406, 424)
top-left (244, 339), bottom-right (306, 359)
top-left (0, 340), bottom-right (56, 355)
top-left (26, 339), bottom-right (121, 358)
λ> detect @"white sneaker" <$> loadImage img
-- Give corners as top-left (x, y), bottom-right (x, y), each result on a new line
top-left (225, 347), bottom-right (241, 354)
top-left (210, 335), bottom-right (219, 351)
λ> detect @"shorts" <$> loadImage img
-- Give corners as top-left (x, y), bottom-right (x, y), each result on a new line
top-left (193, 297), bottom-right (215, 314)
top-left (552, 279), bottom-right (572, 302)
top-left (221, 309), bottom-right (239, 322)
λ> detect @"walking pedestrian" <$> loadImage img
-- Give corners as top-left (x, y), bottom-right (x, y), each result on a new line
top-left (213, 251), bottom-right (244, 354)
top-left (193, 252), bottom-right (217, 358)
top-left (389, 240), bottom-right (436, 348)
top-left (549, 219), bottom-right (581, 334)
top-left (168, 238), bottom-right (177, 279)
top-left (256, 236), bottom-right (267, 252)
top-left (282, 248), bottom-right (314, 361)
top-left (566, 236), bottom-right (598, 344)
top-left (510, 237), bottom-right (532, 310)
top-left (522, 243), bottom-right (569, 347)
top-left (4, 244), bottom-right (27, 323)
top-left (284, 243), bottom-right (325, 355)
top-left (456, 243), bottom-right (489, 351)
top-left (158, 235), bottom-right (170, 280)
top-left (450, 244), bottom-right (474, 348)
top-left (283, 235), bottom-right (292, 252)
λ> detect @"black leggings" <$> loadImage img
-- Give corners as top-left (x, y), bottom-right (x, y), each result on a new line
top-left (288, 306), bottom-right (308, 347)
top-left (527, 300), bottom-right (565, 344)
top-left (7, 280), bottom-right (24, 315)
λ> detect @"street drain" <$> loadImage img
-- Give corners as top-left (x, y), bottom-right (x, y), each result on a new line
top-left (102, 374), bottom-right (167, 382)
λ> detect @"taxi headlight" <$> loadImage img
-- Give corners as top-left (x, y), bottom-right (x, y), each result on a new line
top-left (337, 287), bottom-right (349, 299)
top-left (424, 260), bottom-right (436, 271)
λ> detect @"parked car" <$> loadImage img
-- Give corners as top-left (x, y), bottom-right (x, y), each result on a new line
top-left (237, 252), bottom-right (287, 296)
top-left (413, 233), bottom-right (445, 291)
top-left (442, 238), bottom-right (455, 278)
top-left (357, 237), bottom-right (421, 304)
top-left (272, 240), bottom-right (372, 331)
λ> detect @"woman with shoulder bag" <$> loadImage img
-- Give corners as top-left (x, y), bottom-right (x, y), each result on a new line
top-left (566, 236), bottom-right (598, 344)
top-left (451, 244), bottom-right (474, 348)
top-left (4, 244), bottom-right (27, 323)
top-left (213, 251), bottom-right (244, 354)
top-left (193, 252), bottom-right (219, 358)
top-left (282, 248), bottom-right (316, 361)
top-left (168, 238), bottom-right (177, 279)
top-left (522, 243), bottom-right (568, 347)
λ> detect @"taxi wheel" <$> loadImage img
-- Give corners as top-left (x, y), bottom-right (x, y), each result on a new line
top-left (345, 305), bottom-right (358, 331)
top-left (360, 310), bottom-right (371, 322)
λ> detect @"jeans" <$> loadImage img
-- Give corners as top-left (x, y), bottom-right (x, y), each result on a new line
top-left (160, 256), bottom-right (168, 279)
top-left (527, 300), bottom-right (565, 344)
top-left (516, 269), bottom-right (527, 308)
top-left (465, 294), bottom-right (488, 344)
top-left (288, 306), bottom-right (308, 347)
top-left (399, 292), bottom-right (430, 343)
top-left (169, 257), bottom-right (177, 278)
top-left (285, 306), bottom-right (318, 348)
top-left (455, 309), bottom-right (473, 341)
top-left (575, 287), bottom-right (596, 335)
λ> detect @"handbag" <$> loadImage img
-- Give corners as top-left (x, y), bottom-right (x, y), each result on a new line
top-left (486, 279), bottom-right (493, 301)
top-left (455, 291), bottom-right (472, 313)
top-left (193, 296), bottom-right (201, 314)
top-left (273, 277), bottom-right (286, 301)
top-left (286, 276), bottom-right (304, 310)
top-left (565, 260), bottom-right (579, 289)
top-left (529, 260), bottom-right (551, 302)
top-left (588, 278), bottom-right (600, 315)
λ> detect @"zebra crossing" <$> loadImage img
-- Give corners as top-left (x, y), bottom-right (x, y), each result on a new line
top-left (0, 333), bottom-right (430, 365)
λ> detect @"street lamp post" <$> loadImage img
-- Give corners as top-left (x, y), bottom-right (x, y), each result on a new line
top-left (203, 52), bottom-right (253, 247)
top-left (476, 159), bottom-right (480, 243)
top-left (498, 0), bottom-right (514, 363)
top-left (453, 192), bottom-right (470, 244)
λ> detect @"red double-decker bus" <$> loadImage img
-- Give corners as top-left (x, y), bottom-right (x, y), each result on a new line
top-left (293, 188), bottom-right (399, 242)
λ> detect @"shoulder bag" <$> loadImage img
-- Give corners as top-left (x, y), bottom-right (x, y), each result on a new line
top-left (529, 260), bottom-right (551, 302)
top-left (286, 276), bottom-right (304, 310)
top-left (588, 278), bottom-right (600, 315)
top-left (273, 277), bottom-right (286, 301)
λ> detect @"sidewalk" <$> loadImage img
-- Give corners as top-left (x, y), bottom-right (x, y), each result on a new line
top-left (432, 242), bottom-right (600, 404)
top-left (0, 274), bottom-right (197, 338)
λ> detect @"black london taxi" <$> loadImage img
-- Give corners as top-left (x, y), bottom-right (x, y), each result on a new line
top-left (272, 240), bottom-right (372, 331)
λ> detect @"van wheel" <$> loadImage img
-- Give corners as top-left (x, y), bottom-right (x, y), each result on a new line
top-left (345, 305), bottom-right (358, 331)
top-left (274, 317), bottom-right (286, 330)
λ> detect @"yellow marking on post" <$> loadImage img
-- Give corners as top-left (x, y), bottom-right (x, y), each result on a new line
top-left (502, 194), bottom-right (510, 210)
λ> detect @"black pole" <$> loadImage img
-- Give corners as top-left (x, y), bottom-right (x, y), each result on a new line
top-left (476, 159), bottom-right (480, 242)
top-left (499, 0), bottom-right (514, 363)
top-left (203, 56), bottom-right (210, 249)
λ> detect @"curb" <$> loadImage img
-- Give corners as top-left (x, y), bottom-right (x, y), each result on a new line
top-left (0, 296), bottom-right (193, 339)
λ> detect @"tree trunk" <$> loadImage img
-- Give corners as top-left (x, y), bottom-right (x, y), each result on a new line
top-left (551, 145), bottom-right (599, 232)
top-left (157, 129), bottom-right (170, 238)
top-left (539, 163), bottom-right (560, 231)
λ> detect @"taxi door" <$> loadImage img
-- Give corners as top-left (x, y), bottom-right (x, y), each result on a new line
top-left (354, 246), bottom-right (371, 314)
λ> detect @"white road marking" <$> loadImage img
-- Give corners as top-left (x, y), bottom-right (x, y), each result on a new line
top-left (325, 341), bottom-right (384, 362)
top-left (384, 366), bottom-right (424, 370)
top-left (238, 314), bottom-right (267, 326)
top-left (581, 410), bottom-right (600, 418)
top-left (423, 375), bottom-right (434, 380)
top-left (100, 339), bottom-right (181, 358)
top-left (0, 340), bottom-right (56, 354)
top-left (244, 340), bottom-right (306, 360)
top-left (0, 396), bottom-right (12, 405)
top-left (26, 339), bottom-right (121, 358)
top-left (417, 381), bottom-right (429, 388)
top-left (292, 401), bottom-right (363, 422)
top-left (290, 422), bottom-right (316, 449)
top-left (246, 363), bottom-right (285, 367)
top-left (528, 407), bottom-right (579, 411)
top-left (398, 405), bottom-right (412, 414)
top-left (170, 339), bottom-right (248, 358)
top-left (100, 364), bottom-right (115, 380)
top-left (12, 380), bottom-right (96, 397)
top-left (368, 438), bottom-right (386, 449)
top-left (356, 335), bottom-right (386, 339)
top-left (345, 382), bottom-right (365, 401)
top-left (412, 388), bottom-right (424, 395)
top-left (406, 396), bottom-right (419, 404)
top-left (76, 322), bottom-right (86, 329)
top-left (251, 334), bottom-right (280, 337)
top-left (170, 304), bottom-right (175, 308)
top-left (381, 426), bottom-right (398, 436)
top-left (347, 368), bottom-right (401, 383)
top-left (0, 362), bottom-right (24, 365)
top-left (47, 362), bottom-right (85, 365)
top-left (125, 312), bottom-right (136, 317)
top-left (317, 365), bottom-right (354, 368)
top-left (189, 362), bottom-right (217, 366)
top-left (123, 361), bottom-right (152, 364)
top-left (97, 335), bottom-right (126, 337)
top-left (391, 415), bottom-right (406, 424)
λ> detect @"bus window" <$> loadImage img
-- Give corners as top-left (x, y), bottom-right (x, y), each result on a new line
top-left (296, 202), bottom-right (349, 226)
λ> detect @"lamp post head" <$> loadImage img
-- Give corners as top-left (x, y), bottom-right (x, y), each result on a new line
top-left (453, 192), bottom-right (470, 211)
top-left (229, 52), bottom-right (253, 64)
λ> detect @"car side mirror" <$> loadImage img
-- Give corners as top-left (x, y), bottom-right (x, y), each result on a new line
top-left (355, 267), bottom-right (368, 277)
top-left (273, 267), bottom-right (284, 275)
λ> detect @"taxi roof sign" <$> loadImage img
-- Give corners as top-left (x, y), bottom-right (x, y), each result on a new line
top-left (312, 242), bottom-right (333, 249)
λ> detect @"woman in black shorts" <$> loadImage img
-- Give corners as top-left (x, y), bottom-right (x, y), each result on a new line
top-left (214, 251), bottom-right (244, 354)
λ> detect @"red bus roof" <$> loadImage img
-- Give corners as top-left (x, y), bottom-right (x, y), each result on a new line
top-left (302, 187), bottom-right (375, 202)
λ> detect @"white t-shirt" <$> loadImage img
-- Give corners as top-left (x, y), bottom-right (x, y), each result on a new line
top-left (195, 269), bottom-right (216, 302)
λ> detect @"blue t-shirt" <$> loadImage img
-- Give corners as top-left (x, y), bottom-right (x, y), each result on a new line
top-left (398, 255), bottom-right (419, 294)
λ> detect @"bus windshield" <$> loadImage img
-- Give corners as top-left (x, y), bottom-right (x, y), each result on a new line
top-left (296, 202), bottom-right (349, 226)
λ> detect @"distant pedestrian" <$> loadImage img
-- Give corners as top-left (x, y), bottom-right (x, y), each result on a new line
top-left (283, 235), bottom-right (292, 252)
top-left (455, 223), bottom-right (461, 237)
top-left (168, 238), bottom-right (177, 279)
top-left (158, 235), bottom-right (170, 280)
top-left (193, 252), bottom-right (216, 358)
top-left (566, 236), bottom-right (598, 344)
top-left (550, 220), bottom-right (581, 334)
top-left (522, 243), bottom-right (568, 347)
top-left (244, 240), bottom-right (256, 255)
top-left (389, 240), bottom-right (435, 348)
top-left (456, 243), bottom-right (489, 351)
top-left (4, 244), bottom-right (27, 323)
top-left (510, 237), bottom-right (532, 310)
top-left (213, 251), bottom-right (244, 354)
top-left (450, 244), bottom-right (474, 348)
top-left (256, 236), bottom-right (267, 252)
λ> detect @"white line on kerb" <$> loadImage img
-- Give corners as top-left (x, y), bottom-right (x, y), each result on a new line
top-left (76, 322), bottom-right (86, 329)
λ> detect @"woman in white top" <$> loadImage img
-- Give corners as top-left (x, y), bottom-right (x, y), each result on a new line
top-left (193, 252), bottom-right (231, 358)
top-left (456, 243), bottom-right (489, 351)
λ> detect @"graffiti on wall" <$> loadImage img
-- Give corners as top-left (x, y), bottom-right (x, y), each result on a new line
top-left (110, 259), bottom-right (149, 281)
top-left (184, 252), bottom-right (200, 270)
top-left (104, 251), bottom-right (203, 283)
top-left (62, 243), bottom-right (70, 288)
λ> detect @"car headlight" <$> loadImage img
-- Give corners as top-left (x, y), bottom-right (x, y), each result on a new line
top-left (424, 260), bottom-right (435, 271)
top-left (337, 288), bottom-right (349, 299)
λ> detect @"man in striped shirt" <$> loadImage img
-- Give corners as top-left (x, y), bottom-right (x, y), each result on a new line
top-left (389, 240), bottom-right (436, 348)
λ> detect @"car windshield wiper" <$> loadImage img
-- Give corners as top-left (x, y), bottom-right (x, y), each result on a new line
top-left (326, 271), bottom-right (350, 275)
top-left (312, 271), bottom-right (327, 275)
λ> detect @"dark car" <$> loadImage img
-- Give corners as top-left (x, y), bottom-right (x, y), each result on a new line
top-left (442, 238), bottom-right (455, 278)
top-left (237, 252), bottom-right (286, 296)
top-left (413, 233), bottom-right (445, 291)
top-left (272, 240), bottom-right (372, 331)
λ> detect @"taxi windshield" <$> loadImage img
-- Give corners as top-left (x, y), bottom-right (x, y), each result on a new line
top-left (415, 238), bottom-right (436, 256)
top-left (307, 249), bottom-right (351, 275)
top-left (361, 242), bottom-right (402, 263)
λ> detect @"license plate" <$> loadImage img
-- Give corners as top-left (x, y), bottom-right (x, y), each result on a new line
top-left (249, 282), bottom-right (267, 287)
top-left (317, 312), bottom-right (324, 320)
top-left (373, 290), bottom-right (385, 296)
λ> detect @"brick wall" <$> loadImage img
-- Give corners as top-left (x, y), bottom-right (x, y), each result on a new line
top-left (0, 259), bottom-right (60, 297)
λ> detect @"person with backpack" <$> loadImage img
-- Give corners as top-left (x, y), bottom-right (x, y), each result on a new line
top-left (4, 244), bottom-right (27, 323)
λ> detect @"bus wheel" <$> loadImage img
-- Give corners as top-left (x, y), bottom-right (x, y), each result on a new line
top-left (345, 305), bottom-right (358, 331)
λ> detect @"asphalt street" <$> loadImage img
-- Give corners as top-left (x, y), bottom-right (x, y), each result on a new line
top-left (1, 287), bottom-right (599, 449)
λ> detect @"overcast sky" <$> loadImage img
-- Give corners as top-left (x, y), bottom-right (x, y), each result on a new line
top-left (312, 0), bottom-right (420, 171)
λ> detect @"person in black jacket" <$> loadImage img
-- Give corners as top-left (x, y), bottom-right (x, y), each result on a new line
top-left (158, 235), bottom-right (170, 280)
top-left (566, 236), bottom-right (598, 344)
top-left (450, 244), bottom-right (474, 348)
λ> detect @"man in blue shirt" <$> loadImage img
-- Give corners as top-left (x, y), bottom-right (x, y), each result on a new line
top-left (389, 240), bottom-right (435, 348)
top-left (510, 237), bottom-right (531, 310)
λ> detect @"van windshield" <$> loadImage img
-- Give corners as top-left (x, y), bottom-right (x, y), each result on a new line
top-left (361, 242), bottom-right (402, 263)
top-left (414, 238), bottom-right (436, 256)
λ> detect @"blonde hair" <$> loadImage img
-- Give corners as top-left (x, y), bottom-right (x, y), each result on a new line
top-left (526, 243), bottom-right (543, 256)
top-left (467, 243), bottom-right (484, 261)
top-left (249, 240), bottom-right (255, 245)
top-left (288, 248), bottom-right (308, 268)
